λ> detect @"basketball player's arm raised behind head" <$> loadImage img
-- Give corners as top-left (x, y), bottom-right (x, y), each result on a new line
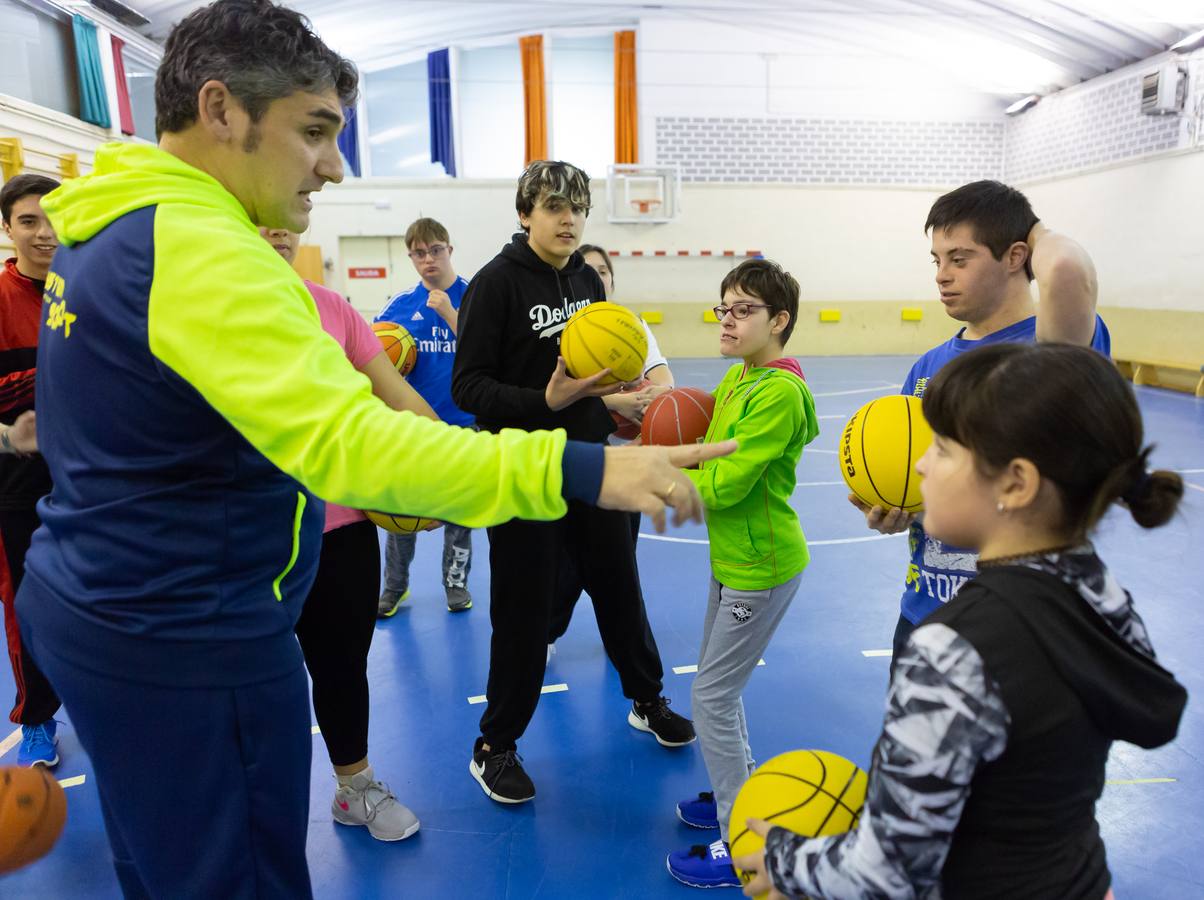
top-left (1028, 222), bottom-right (1099, 346)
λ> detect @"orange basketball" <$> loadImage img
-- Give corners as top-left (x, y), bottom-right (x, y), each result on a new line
top-left (610, 379), bottom-right (652, 440)
top-left (641, 387), bottom-right (716, 446)
top-left (560, 302), bottom-right (647, 386)
top-left (0, 765), bottom-right (67, 875)
top-left (372, 321), bottom-right (418, 376)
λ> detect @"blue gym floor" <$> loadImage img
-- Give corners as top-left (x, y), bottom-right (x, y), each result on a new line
top-left (3, 356), bottom-right (1202, 899)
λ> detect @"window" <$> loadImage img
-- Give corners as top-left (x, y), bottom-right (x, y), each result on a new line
top-left (122, 50), bottom-right (157, 142)
top-left (458, 44), bottom-right (524, 179)
top-left (549, 36), bottom-right (614, 178)
top-left (0, 0), bottom-right (80, 118)
top-left (364, 59), bottom-right (445, 178)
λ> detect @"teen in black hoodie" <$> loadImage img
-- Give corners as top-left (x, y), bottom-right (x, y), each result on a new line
top-left (452, 160), bottom-right (695, 804)
top-left (736, 342), bottom-right (1187, 900)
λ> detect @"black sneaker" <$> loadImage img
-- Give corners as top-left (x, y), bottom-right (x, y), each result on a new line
top-left (469, 737), bottom-right (535, 804)
top-left (628, 698), bottom-right (696, 748)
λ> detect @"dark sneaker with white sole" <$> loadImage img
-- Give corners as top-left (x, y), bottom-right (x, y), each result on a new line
top-left (445, 585), bottom-right (472, 612)
top-left (469, 737), bottom-right (535, 804)
top-left (629, 697), bottom-right (696, 747)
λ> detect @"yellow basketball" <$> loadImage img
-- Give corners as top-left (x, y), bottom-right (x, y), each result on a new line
top-left (729, 750), bottom-right (868, 897)
top-left (839, 394), bottom-right (933, 512)
top-left (560, 301), bottom-right (648, 386)
top-left (364, 510), bottom-right (440, 534)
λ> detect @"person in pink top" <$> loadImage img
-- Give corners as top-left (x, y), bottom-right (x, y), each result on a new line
top-left (261, 227), bottom-right (439, 842)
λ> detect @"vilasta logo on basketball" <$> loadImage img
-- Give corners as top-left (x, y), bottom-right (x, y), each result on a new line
top-left (840, 412), bottom-right (860, 478)
top-left (530, 297), bottom-right (592, 339)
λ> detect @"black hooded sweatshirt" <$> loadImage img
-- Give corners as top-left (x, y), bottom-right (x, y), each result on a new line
top-left (930, 563), bottom-right (1188, 899)
top-left (451, 234), bottom-right (615, 442)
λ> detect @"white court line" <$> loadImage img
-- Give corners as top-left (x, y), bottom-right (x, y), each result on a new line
top-left (811, 384), bottom-right (902, 398)
top-left (311, 725), bottom-right (321, 735)
top-left (806, 449), bottom-right (838, 455)
top-left (861, 649), bottom-right (893, 658)
top-left (673, 660), bottom-right (765, 675)
top-left (1177, 468), bottom-right (1204, 474)
top-left (640, 532), bottom-right (906, 547)
top-left (794, 480), bottom-right (845, 489)
top-left (817, 414), bottom-right (848, 420)
top-left (1185, 482), bottom-right (1204, 495)
top-left (1105, 777), bottom-right (1176, 785)
top-left (0, 726), bottom-right (20, 758)
top-left (59, 775), bottom-right (87, 789)
top-left (468, 683), bottom-right (569, 705)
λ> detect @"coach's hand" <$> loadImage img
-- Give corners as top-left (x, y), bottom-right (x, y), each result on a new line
top-left (545, 357), bottom-right (623, 411)
top-left (599, 440), bottom-right (737, 532)
top-left (848, 494), bottom-right (915, 534)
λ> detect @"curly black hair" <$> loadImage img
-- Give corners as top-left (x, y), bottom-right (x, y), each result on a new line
top-left (155, 0), bottom-right (358, 137)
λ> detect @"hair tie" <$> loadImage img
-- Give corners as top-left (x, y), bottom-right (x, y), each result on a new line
top-left (1121, 469), bottom-right (1153, 505)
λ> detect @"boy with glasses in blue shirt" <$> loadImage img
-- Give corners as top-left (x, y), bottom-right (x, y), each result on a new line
top-left (376, 217), bottom-right (476, 614)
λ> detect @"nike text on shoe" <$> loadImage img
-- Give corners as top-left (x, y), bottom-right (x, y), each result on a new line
top-left (666, 839), bottom-right (741, 888)
top-left (469, 737), bottom-right (535, 804)
top-left (629, 697), bottom-right (696, 748)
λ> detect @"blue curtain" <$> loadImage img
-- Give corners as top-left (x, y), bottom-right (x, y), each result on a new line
top-left (427, 49), bottom-right (456, 176)
top-left (72, 15), bottom-right (111, 129)
top-left (337, 105), bottom-right (361, 177)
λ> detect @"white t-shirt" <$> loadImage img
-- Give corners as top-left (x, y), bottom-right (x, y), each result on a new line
top-left (642, 320), bottom-right (668, 376)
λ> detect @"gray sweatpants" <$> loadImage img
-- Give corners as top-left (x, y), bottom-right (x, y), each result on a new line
top-left (692, 572), bottom-right (802, 842)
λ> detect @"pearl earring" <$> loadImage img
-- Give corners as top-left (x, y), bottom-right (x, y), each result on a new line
top-left (996, 502), bottom-right (1007, 514)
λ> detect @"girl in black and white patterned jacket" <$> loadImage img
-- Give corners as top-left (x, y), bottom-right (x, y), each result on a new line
top-left (736, 342), bottom-right (1187, 900)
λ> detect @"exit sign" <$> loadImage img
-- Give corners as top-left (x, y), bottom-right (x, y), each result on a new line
top-left (349, 267), bottom-right (387, 279)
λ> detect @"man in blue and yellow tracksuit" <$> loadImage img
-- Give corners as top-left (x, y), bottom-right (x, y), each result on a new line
top-left (16, 2), bottom-right (724, 897)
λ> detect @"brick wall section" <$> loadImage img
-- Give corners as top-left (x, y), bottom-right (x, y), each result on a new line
top-left (654, 116), bottom-right (1003, 184)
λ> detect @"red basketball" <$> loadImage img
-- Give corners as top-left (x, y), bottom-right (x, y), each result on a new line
top-left (610, 379), bottom-right (652, 440)
top-left (641, 387), bottom-right (716, 446)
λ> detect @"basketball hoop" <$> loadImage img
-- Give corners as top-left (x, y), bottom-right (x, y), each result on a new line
top-left (630, 199), bottom-right (662, 214)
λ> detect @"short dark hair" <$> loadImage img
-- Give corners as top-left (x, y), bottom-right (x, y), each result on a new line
top-left (925, 180), bottom-right (1038, 280)
top-left (923, 342), bottom-right (1183, 538)
top-left (155, 0), bottom-right (359, 137)
top-left (515, 160), bottom-right (592, 229)
top-left (1, 174), bottom-right (60, 224)
top-left (719, 258), bottom-right (801, 345)
top-left (404, 217), bottom-right (450, 249)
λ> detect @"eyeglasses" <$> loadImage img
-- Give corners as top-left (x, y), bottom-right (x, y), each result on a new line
top-left (408, 244), bottom-right (449, 261)
top-left (713, 302), bottom-right (772, 321)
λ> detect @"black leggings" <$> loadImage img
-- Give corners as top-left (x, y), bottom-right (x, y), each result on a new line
top-left (294, 519), bottom-right (380, 767)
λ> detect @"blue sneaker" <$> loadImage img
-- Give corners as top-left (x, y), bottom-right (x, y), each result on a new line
top-left (18, 720), bottom-right (59, 768)
top-left (667, 839), bottom-right (741, 888)
top-left (677, 791), bottom-right (720, 829)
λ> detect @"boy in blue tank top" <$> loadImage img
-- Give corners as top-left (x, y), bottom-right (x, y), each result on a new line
top-left (850, 181), bottom-right (1111, 666)
top-left (375, 217), bottom-right (476, 614)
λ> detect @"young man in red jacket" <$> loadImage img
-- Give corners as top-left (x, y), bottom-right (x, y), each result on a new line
top-left (0, 173), bottom-right (61, 767)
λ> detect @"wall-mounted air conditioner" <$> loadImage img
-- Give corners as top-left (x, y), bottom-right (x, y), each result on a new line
top-left (1141, 63), bottom-right (1187, 115)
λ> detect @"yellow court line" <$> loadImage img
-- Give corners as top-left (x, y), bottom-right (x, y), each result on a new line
top-left (58, 775), bottom-right (87, 788)
top-left (468, 683), bottom-right (569, 705)
top-left (1105, 777), bottom-right (1177, 785)
top-left (0, 726), bottom-right (21, 758)
top-left (311, 725), bottom-right (321, 735)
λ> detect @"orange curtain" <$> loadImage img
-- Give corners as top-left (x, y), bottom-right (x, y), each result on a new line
top-left (519, 35), bottom-right (548, 164)
top-left (614, 30), bottom-right (638, 164)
